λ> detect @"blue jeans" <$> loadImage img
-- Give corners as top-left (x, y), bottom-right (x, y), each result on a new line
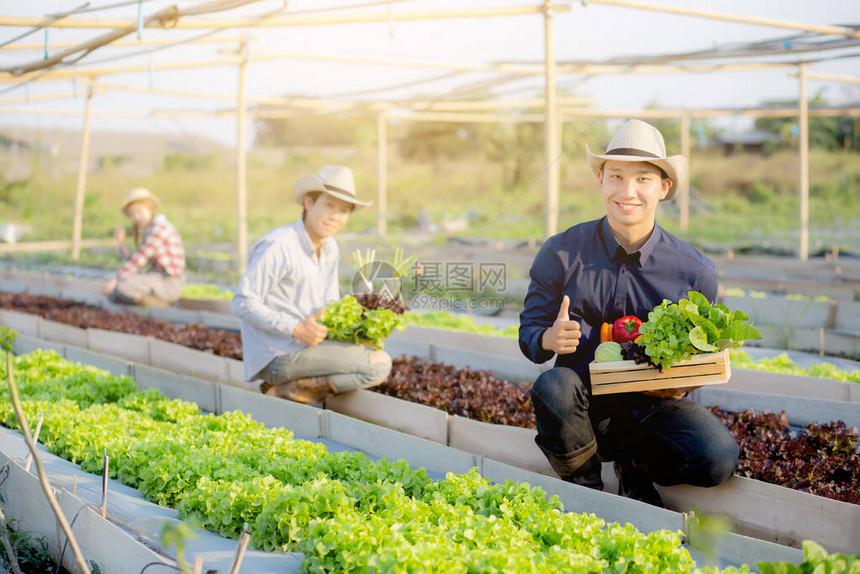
top-left (530, 367), bottom-right (738, 487)
top-left (259, 340), bottom-right (392, 393)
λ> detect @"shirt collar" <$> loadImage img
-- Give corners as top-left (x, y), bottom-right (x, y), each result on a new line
top-left (294, 217), bottom-right (335, 258)
top-left (637, 223), bottom-right (662, 265)
top-left (599, 216), bottom-right (662, 266)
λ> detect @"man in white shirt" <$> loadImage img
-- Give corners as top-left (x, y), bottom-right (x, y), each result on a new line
top-left (232, 165), bottom-right (393, 403)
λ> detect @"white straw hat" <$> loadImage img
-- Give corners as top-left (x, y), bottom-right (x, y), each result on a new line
top-left (120, 187), bottom-right (161, 214)
top-left (292, 165), bottom-right (372, 209)
top-left (586, 119), bottom-right (688, 201)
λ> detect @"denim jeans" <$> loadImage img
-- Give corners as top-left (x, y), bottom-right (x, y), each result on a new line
top-left (259, 340), bottom-right (392, 393)
top-left (530, 367), bottom-right (738, 487)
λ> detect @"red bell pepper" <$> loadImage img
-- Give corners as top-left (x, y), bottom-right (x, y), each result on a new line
top-left (613, 316), bottom-right (642, 343)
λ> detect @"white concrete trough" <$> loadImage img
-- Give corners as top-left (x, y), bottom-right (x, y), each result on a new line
top-left (323, 409), bottom-right (478, 477)
top-left (87, 328), bottom-right (152, 364)
top-left (225, 356), bottom-right (260, 391)
top-left (149, 338), bottom-right (230, 383)
top-left (0, 444), bottom-right (170, 574)
top-left (658, 475), bottom-right (860, 555)
top-left (823, 330), bottom-right (860, 359)
top-left (21, 283), bottom-right (63, 298)
top-left (218, 382), bottom-right (323, 439)
top-left (197, 309), bottom-right (241, 331)
top-left (38, 318), bottom-right (88, 348)
top-left (384, 334), bottom-right (432, 361)
top-left (134, 363), bottom-right (219, 414)
top-left (11, 333), bottom-right (64, 355)
top-left (399, 325), bottom-right (522, 358)
top-left (834, 300), bottom-right (860, 333)
top-left (146, 305), bottom-right (202, 325)
top-left (433, 343), bottom-right (543, 382)
top-left (58, 277), bottom-right (104, 296)
top-left (0, 308), bottom-right (41, 336)
top-left (727, 368), bottom-right (857, 403)
top-left (692, 387), bottom-right (860, 429)
top-left (447, 414), bottom-right (553, 476)
top-left (0, 278), bottom-right (31, 294)
top-left (64, 344), bottom-right (134, 377)
top-left (324, 388), bottom-right (448, 444)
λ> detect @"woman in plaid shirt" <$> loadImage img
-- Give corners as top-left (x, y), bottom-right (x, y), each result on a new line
top-left (102, 188), bottom-right (186, 307)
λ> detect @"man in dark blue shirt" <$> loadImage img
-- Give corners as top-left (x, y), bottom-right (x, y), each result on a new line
top-left (519, 120), bottom-right (738, 506)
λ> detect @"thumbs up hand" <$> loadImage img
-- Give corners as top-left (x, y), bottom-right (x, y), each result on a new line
top-left (540, 295), bottom-right (582, 355)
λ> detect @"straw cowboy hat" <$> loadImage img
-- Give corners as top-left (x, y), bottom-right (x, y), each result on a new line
top-left (292, 165), bottom-right (372, 210)
top-left (120, 187), bottom-right (161, 214)
top-left (586, 119), bottom-right (687, 201)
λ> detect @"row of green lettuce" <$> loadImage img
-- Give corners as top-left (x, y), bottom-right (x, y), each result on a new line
top-left (729, 350), bottom-right (860, 383)
top-left (2, 349), bottom-right (854, 573)
top-left (722, 287), bottom-right (832, 302)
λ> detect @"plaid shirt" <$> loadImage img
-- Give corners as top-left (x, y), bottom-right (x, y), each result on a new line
top-left (117, 214), bottom-right (185, 280)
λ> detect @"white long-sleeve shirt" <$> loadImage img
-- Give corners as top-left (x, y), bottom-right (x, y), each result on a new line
top-left (232, 218), bottom-right (340, 381)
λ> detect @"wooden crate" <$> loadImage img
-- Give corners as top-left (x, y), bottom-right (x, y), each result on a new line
top-left (589, 349), bottom-right (731, 395)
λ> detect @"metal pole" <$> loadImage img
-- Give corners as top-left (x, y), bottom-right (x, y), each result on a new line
top-left (679, 112), bottom-right (690, 232)
top-left (798, 63), bottom-right (809, 262)
top-left (71, 81), bottom-right (93, 260)
top-left (377, 111), bottom-right (387, 238)
top-left (543, 0), bottom-right (559, 239)
top-left (236, 39), bottom-right (248, 273)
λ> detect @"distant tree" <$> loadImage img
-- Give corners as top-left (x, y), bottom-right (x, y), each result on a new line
top-left (474, 122), bottom-right (543, 188)
top-left (397, 121), bottom-right (479, 163)
top-left (754, 94), bottom-right (858, 151)
top-left (254, 111), bottom-right (375, 147)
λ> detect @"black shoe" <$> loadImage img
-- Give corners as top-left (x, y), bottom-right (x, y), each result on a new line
top-left (614, 460), bottom-right (663, 507)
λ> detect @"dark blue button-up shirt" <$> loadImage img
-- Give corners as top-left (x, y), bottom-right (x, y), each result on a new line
top-left (519, 217), bottom-right (718, 385)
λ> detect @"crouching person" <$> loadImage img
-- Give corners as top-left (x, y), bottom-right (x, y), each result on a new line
top-left (519, 120), bottom-right (738, 507)
top-left (232, 165), bottom-right (392, 403)
top-left (103, 188), bottom-right (185, 307)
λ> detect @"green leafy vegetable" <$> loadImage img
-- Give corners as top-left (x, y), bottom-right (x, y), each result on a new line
top-left (0, 325), bottom-right (16, 353)
top-left (319, 295), bottom-right (404, 349)
top-left (4, 349), bottom-right (715, 573)
top-left (181, 283), bottom-right (234, 301)
top-left (594, 341), bottom-right (624, 362)
top-left (637, 291), bottom-right (762, 369)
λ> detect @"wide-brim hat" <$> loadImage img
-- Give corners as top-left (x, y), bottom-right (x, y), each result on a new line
top-left (586, 119), bottom-right (687, 201)
top-left (120, 187), bottom-right (161, 214)
top-left (292, 165), bottom-right (372, 210)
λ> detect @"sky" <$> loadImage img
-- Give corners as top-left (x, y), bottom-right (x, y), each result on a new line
top-left (1, 0), bottom-right (858, 146)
